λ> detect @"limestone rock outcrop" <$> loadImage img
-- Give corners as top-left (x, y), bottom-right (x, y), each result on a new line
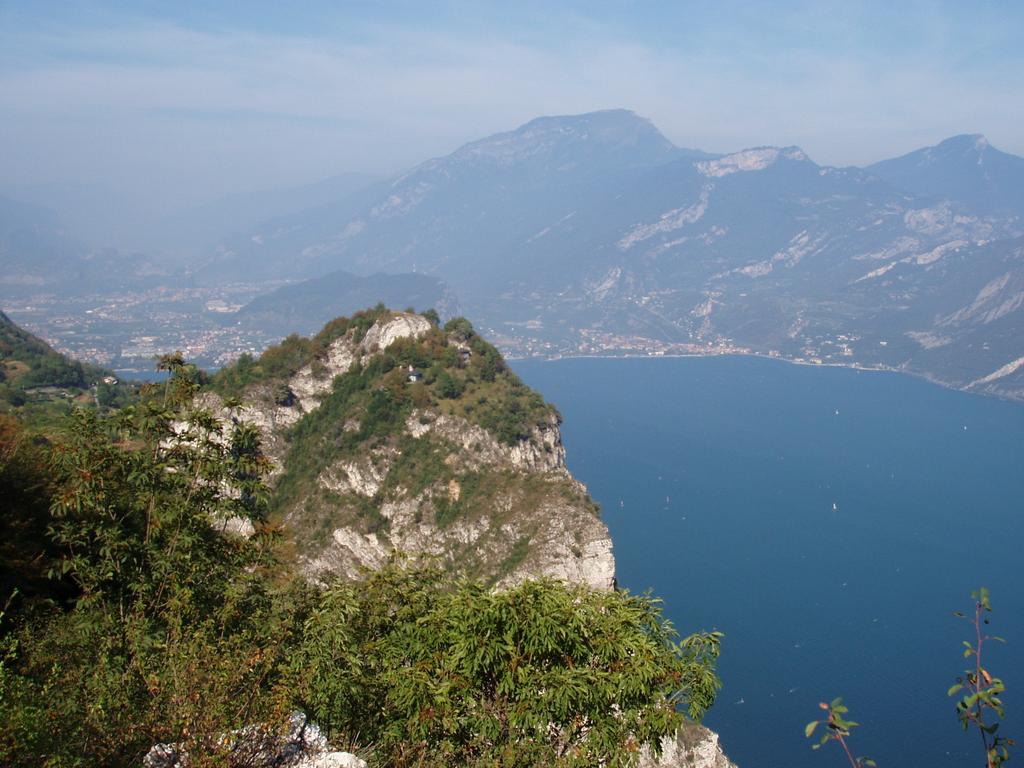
top-left (640, 723), bottom-right (738, 768)
top-left (144, 712), bottom-right (368, 768)
top-left (207, 310), bottom-right (615, 590)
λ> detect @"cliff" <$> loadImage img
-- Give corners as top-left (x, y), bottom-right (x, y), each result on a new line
top-left (644, 724), bottom-right (737, 768)
top-left (202, 308), bottom-right (614, 588)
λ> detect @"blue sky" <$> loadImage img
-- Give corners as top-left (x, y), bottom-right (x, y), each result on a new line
top-left (1, 1), bottom-right (1022, 216)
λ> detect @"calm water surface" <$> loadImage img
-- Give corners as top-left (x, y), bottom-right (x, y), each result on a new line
top-left (513, 356), bottom-right (1024, 768)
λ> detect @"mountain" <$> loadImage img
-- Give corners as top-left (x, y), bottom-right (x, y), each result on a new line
top-left (0, 309), bottom-right (88, 390)
top-left (0, 194), bottom-right (171, 295)
top-left (205, 307), bottom-right (734, 765)
top-left (199, 109), bottom-right (716, 283)
top-left (0, 304), bottom-right (735, 768)
top-left (232, 271), bottom-right (456, 338)
top-left (868, 134), bottom-right (1024, 217)
top-left (203, 307), bottom-right (616, 588)
top-left (0, 195), bottom-right (80, 288)
top-left (147, 172), bottom-right (381, 258)
top-left (201, 111), bottom-right (1024, 399)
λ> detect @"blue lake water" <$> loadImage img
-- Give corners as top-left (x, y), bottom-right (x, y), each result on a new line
top-left (513, 355), bottom-right (1024, 768)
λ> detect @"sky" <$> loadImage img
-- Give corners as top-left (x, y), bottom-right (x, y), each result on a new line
top-left (1, 0), bottom-right (1022, 230)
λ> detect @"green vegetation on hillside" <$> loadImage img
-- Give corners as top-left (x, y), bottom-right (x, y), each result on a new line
top-left (0, 311), bottom-right (136, 421)
top-left (251, 309), bottom-right (565, 548)
top-left (296, 561), bottom-right (723, 767)
top-left (212, 309), bottom-right (568, 551)
top-left (0, 358), bottom-right (722, 766)
top-left (214, 308), bottom-right (555, 446)
top-left (211, 304), bottom-right (393, 398)
top-left (0, 311), bottom-right (87, 391)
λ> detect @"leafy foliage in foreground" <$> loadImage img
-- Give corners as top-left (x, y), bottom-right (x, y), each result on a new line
top-left (805, 698), bottom-right (875, 768)
top-left (0, 356), bottom-right (722, 767)
top-left (950, 588), bottom-right (1013, 768)
top-left (295, 561), bottom-right (722, 767)
top-left (1, 355), bottom-right (292, 766)
top-left (808, 588), bottom-right (1013, 768)
top-left (0, 415), bottom-right (69, 609)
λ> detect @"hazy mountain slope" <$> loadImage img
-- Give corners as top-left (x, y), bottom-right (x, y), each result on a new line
top-left (201, 109), bottom-right (715, 284)
top-left (0, 195), bottom-right (80, 286)
top-left (868, 134), bottom-right (1024, 217)
top-left (150, 172), bottom-right (381, 257)
top-left (0, 194), bottom-right (170, 295)
top-left (232, 271), bottom-right (457, 337)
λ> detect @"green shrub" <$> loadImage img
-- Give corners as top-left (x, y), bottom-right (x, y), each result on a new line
top-left (0, 359), bottom-right (301, 766)
top-left (296, 560), bottom-right (723, 767)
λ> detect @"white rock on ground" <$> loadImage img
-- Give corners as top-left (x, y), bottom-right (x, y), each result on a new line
top-left (638, 722), bottom-right (738, 768)
top-left (143, 712), bottom-right (367, 768)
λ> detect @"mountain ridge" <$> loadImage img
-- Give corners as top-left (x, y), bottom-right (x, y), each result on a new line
top-left (867, 132), bottom-right (1024, 216)
top-left (5, 110), bottom-right (1024, 403)
top-left (191, 110), bottom-right (1024, 400)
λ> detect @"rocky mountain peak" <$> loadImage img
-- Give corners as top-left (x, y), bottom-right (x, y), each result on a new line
top-left (869, 133), bottom-right (1024, 216)
top-left (697, 145), bottom-right (812, 177)
top-left (199, 308), bottom-right (617, 590)
top-left (933, 133), bottom-right (990, 155)
top-left (432, 109), bottom-right (684, 171)
top-left (513, 108), bottom-right (675, 148)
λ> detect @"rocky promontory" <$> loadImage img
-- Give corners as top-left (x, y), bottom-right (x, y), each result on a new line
top-left (203, 307), bottom-right (615, 589)
top-left (200, 306), bottom-right (733, 767)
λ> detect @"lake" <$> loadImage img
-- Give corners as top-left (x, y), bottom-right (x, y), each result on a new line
top-left (513, 355), bottom-right (1024, 768)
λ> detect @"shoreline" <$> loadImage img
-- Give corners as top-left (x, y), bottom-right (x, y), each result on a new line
top-left (509, 349), bottom-right (1024, 405)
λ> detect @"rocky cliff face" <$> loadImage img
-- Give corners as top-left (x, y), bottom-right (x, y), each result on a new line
top-left (642, 723), bottom-right (737, 768)
top-left (201, 310), bottom-right (615, 589)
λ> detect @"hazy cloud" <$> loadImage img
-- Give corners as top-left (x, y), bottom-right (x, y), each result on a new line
top-left (1, 3), bottom-right (1022, 226)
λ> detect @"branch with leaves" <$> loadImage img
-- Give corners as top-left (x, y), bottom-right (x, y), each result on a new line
top-left (806, 698), bottom-right (876, 768)
top-left (949, 587), bottom-right (1014, 768)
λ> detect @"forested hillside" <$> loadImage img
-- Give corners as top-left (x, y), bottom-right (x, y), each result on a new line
top-left (0, 311), bottom-right (133, 417)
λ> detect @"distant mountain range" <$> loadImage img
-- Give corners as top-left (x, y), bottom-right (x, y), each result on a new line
top-left (3, 110), bottom-right (1023, 399)
top-left (0, 173), bottom-right (380, 291)
top-left (195, 110), bottom-right (1024, 398)
top-left (0, 195), bottom-right (172, 293)
top-left (150, 172), bottom-right (381, 258)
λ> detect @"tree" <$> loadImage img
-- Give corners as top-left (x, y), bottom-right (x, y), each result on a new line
top-left (0, 360), bottom-right (294, 766)
top-left (807, 587), bottom-right (1013, 768)
top-left (435, 370), bottom-right (463, 399)
top-left (0, 416), bottom-right (71, 612)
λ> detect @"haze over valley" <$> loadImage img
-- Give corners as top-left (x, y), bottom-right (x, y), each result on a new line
top-left (4, 111), bottom-right (1024, 401)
